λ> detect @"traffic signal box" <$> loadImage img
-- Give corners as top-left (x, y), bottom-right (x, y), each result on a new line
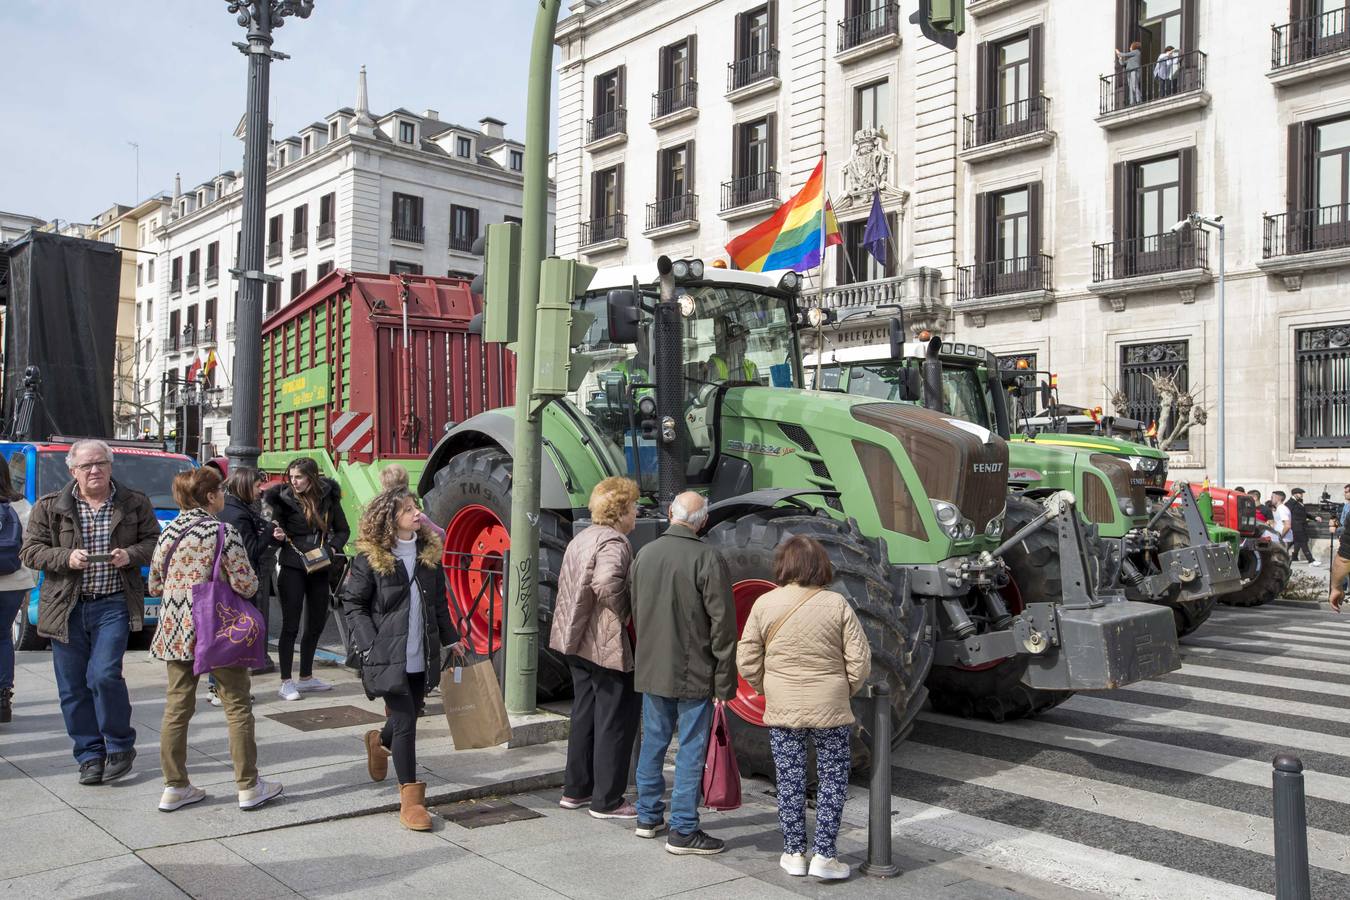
top-left (534, 259), bottom-right (597, 397)
top-left (914, 0), bottom-right (965, 49)
top-left (475, 222), bottom-right (521, 344)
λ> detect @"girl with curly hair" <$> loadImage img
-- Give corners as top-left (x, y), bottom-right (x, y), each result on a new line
top-left (340, 488), bottom-right (461, 831)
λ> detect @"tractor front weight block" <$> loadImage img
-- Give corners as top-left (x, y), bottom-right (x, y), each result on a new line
top-left (1149, 542), bottom-right (1242, 602)
top-left (1023, 600), bottom-right (1180, 690)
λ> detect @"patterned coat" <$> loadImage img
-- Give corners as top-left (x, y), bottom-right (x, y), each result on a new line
top-left (148, 508), bottom-right (259, 662)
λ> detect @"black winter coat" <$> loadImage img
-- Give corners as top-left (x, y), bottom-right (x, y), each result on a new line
top-left (1288, 499), bottom-right (1309, 538)
top-left (263, 477), bottom-right (351, 571)
top-left (218, 494), bottom-right (278, 572)
top-left (339, 534), bottom-right (458, 698)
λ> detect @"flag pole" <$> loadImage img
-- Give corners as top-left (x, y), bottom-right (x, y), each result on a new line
top-left (814, 153), bottom-right (829, 392)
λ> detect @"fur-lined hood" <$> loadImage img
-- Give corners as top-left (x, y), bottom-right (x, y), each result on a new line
top-left (356, 530), bottom-right (443, 576)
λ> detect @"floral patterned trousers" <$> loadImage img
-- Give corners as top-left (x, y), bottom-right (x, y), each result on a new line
top-left (769, 724), bottom-right (852, 858)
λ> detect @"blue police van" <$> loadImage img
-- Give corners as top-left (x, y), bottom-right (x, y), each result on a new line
top-left (3, 439), bottom-right (196, 650)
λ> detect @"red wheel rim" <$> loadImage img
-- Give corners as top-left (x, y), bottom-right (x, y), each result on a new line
top-left (442, 504), bottom-right (509, 656)
top-left (728, 579), bottom-right (777, 726)
top-left (955, 580), bottom-right (1026, 672)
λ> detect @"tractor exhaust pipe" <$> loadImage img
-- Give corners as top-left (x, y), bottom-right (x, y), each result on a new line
top-left (653, 256), bottom-right (686, 509)
top-left (922, 335), bottom-right (944, 412)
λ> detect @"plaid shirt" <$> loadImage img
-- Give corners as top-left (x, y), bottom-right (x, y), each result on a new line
top-left (76, 482), bottom-right (122, 596)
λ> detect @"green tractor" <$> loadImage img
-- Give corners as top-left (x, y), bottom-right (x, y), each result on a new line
top-left (419, 257), bottom-right (1180, 768)
top-left (803, 324), bottom-right (1242, 638)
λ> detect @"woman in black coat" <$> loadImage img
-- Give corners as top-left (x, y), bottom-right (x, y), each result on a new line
top-left (340, 488), bottom-right (460, 832)
top-left (262, 457), bottom-right (351, 701)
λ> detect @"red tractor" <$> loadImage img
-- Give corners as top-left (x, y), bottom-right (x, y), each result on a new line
top-left (1174, 482), bottom-right (1291, 607)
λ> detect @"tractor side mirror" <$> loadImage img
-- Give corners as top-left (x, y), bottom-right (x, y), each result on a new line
top-left (1040, 381), bottom-right (1053, 410)
top-left (888, 316), bottom-right (906, 360)
top-left (607, 290), bottom-right (641, 344)
top-left (605, 374), bottom-right (627, 408)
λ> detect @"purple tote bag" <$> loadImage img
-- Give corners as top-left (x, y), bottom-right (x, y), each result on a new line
top-left (174, 523), bottom-right (268, 675)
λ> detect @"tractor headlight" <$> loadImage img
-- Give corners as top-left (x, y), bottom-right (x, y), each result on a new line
top-left (1118, 497), bottom-right (1137, 516)
top-left (779, 271), bottom-right (801, 292)
top-left (688, 258), bottom-right (705, 279)
top-left (931, 499), bottom-right (976, 541)
top-left (638, 396), bottom-right (657, 418)
top-left (959, 521), bottom-right (975, 540)
top-left (678, 295), bottom-right (697, 318)
top-left (806, 307), bottom-right (834, 328)
top-left (985, 508), bottom-right (1006, 539)
top-left (672, 259), bottom-right (691, 279)
top-left (1135, 457), bottom-right (1160, 473)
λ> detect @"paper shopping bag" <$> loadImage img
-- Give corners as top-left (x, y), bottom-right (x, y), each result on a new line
top-left (701, 701), bottom-right (742, 811)
top-left (440, 659), bottom-right (512, 750)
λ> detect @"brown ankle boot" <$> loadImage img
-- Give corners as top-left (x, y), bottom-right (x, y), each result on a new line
top-left (399, 782), bottom-right (432, 831)
top-left (364, 730), bottom-right (390, 782)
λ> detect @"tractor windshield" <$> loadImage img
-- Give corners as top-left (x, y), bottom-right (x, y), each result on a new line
top-left (820, 361), bottom-right (997, 432)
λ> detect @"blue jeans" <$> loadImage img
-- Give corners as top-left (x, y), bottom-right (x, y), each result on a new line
top-left (635, 695), bottom-right (713, 835)
top-left (0, 589), bottom-right (28, 691)
top-left (51, 594), bottom-right (136, 763)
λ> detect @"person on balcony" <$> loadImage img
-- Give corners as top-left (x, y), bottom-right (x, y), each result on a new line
top-left (1115, 41), bottom-right (1143, 105)
top-left (1154, 46), bottom-right (1179, 97)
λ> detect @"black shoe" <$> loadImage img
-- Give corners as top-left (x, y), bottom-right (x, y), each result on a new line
top-left (78, 758), bottom-right (105, 785)
top-left (0, 688), bottom-right (12, 724)
top-left (103, 749), bottom-right (136, 782)
top-left (665, 829), bottom-right (725, 856)
top-left (252, 660), bottom-right (277, 676)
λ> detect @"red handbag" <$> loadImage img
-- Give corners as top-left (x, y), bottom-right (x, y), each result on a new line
top-left (701, 701), bottom-right (742, 811)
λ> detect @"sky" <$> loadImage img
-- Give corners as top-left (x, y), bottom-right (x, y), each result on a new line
top-left (0, 1), bottom-right (555, 225)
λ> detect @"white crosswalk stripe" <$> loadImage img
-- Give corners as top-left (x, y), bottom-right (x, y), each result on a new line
top-left (884, 602), bottom-right (1350, 899)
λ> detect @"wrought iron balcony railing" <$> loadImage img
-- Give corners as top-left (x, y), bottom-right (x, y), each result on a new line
top-left (317, 221), bottom-right (335, 242)
top-left (652, 81), bottom-right (697, 119)
top-left (1092, 229), bottom-right (1209, 282)
top-left (580, 214), bottom-right (627, 247)
top-left (1263, 207), bottom-right (1350, 257)
top-left (169, 277), bottom-right (182, 295)
top-left (957, 253), bottom-right (1054, 300)
top-left (727, 48), bottom-right (779, 92)
top-left (290, 231), bottom-right (307, 251)
top-left (963, 95), bottom-right (1051, 148)
top-left (391, 222), bottom-right (424, 244)
top-left (448, 231), bottom-right (477, 253)
top-left (187, 270), bottom-right (199, 289)
top-left (587, 108), bottom-right (627, 143)
top-left (1099, 49), bottom-right (1206, 115)
top-left (266, 240), bottom-right (282, 260)
top-left (646, 194), bottom-right (699, 231)
top-left (838, 2), bottom-right (899, 52)
top-left (205, 264), bottom-right (218, 284)
top-left (720, 171), bottom-right (778, 211)
top-left (1272, 8), bottom-right (1350, 69)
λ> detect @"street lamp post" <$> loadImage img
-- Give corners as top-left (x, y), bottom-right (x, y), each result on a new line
top-left (1174, 211), bottom-right (1226, 484)
top-left (222, 0), bottom-right (313, 471)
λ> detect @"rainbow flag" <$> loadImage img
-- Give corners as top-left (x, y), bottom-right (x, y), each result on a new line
top-left (726, 157), bottom-right (842, 272)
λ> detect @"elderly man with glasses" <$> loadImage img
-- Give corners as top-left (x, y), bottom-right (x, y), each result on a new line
top-left (20, 439), bottom-right (160, 785)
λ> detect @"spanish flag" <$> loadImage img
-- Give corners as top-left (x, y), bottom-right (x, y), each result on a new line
top-left (202, 349), bottom-right (218, 381)
top-left (726, 157), bottom-right (842, 272)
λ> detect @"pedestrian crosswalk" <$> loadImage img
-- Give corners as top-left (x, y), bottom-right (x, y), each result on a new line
top-left (887, 600), bottom-right (1350, 899)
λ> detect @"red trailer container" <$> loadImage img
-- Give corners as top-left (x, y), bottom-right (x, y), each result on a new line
top-left (258, 269), bottom-right (514, 481)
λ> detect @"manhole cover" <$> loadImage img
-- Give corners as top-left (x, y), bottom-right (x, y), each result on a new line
top-left (441, 799), bottom-right (543, 829)
top-left (266, 704), bottom-right (386, 732)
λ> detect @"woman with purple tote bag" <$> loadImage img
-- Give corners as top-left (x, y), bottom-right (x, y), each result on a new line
top-left (148, 467), bottom-right (284, 813)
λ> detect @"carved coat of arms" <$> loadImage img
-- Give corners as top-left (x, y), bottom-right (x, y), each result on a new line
top-left (837, 126), bottom-right (908, 210)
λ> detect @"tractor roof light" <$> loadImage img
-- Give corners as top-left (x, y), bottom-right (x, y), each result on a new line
top-left (1016, 359), bottom-right (1030, 369)
top-left (806, 307), bottom-right (835, 328)
top-left (638, 395), bottom-right (657, 418)
top-left (778, 271), bottom-right (802, 292)
top-left (671, 258), bottom-right (705, 281)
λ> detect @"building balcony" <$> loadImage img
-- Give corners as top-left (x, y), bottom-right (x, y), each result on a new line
top-left (290, 231), bottom-right (307, 252)
top-left (645, 194), bottom-right (699, 237)
top-left (580, 214), bottom-right (627, 254)
top-left (1258, 207), bottom-right (1350, 291)
top-left (266, 240), bottom-right (282, 261)
top-left (837, 2), bottom-right (900, 61)
top-left (651, 81), bottom-right (698, 127)
top-left (169, 277), bottom-right (182, 295)
top-left (448, 232), bottom-right (477, 254)
top-left (391, 222), bottom-right (424, 244)
top-left (205, 264), bottom-right (219, 285)
top-left (726, 49), bottom-right (780, 101)
top-left (719, 171), bottom-right (779, 220)
top-left (956, 254), bottom-right (1055, 325)
top-left (815, 274), bottom-right (906, 311)
top-left (960, 95), bottom-right (1053, 162)
top-left (1270, 10), bottom-right (1350, 85)
top-left (187, 271), bottom-right (200, 290)
top-left (1096, 50), bottom-right (1209, 130)
top-left (586, 108), bottom-right (627, 150)
top-left (1089, 230), bottom-right (1212, 309)
top-left (317, 220), bottom-right (335, 243)
top-left (199, 322), bottom-right (217, 346)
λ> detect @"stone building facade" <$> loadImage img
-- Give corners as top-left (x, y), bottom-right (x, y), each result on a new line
top-left (554, 0), bottom-right (1350, 490)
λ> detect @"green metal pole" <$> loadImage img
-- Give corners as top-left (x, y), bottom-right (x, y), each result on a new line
top-left (504, 0), bottom-right (561, 715)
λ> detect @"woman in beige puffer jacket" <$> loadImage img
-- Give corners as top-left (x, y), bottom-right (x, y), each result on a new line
top-left (736, 535), bottom-right (871, 882)
top-left (549, 476), bottom-right (642, 819)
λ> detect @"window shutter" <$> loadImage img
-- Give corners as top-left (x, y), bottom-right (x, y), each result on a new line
top-left (768, 1), bottom-right (779, 47)
top-left (732, 123), bottom-right (744, 180)
top-left (616, 164), bottom-right (625, 215)
top-left (1029, 26), bottom-right (1044, 107)
top-left (1028, 182), bottom-right (1043, 259)
top-left (1115, 0), bottom-right (1132, 54)
top-left (1287, 122), bottom-right (1307, 215)
top-left (975, 41), bottom-right (989, 113)
top-left (686, 139), bottom-right (696, 195)
top-left (974, 192), bottom-right (989, 267)
top-left (617, 65), bottom-right (627, 110)
top-left (688, 34), bottom-right (698, 81)
top-left (1112, 161), bottom-right (1131, 241)
top-left (1181, 0), bottom-right (1197, 53)
top-left (590, 170), bottom-right (600, 220)
top-left (658, 44), bottom-right (670, 91)
top-left (734, 11), bottom-right (746, 57)
top-left (766, 113), bottom-right (778, 174)
top-left (1179, 147), bottom-right (1197, 219)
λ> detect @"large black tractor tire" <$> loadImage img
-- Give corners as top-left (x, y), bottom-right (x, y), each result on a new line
top-left (702, 510), bottom-right (932, 780)
top-left (422, 446), bottom-right (572, 702)
top-left (1122, 513), bottom-right (1215, 638)
top-left (1221, 525), bottom-right (1292, 607)
top-left (11, 596), bottom-right (47, 651)
top-left (925, 494), bottom-right (1074, 723)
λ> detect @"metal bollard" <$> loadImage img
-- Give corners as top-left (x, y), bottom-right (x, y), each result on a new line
top-left (861, 682), bottom-right (900, 878)
top-left (1272, 754), bottom-right (1311, 900)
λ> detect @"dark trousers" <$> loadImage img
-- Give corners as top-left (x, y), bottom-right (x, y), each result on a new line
top-left (1290, 536), bottom-right (1315, 563)
top-left (380, 671), bottom-right (426, 785)
top-left (51, 595), bottom-right (136, 763)
top-left (277, 566), bottom-right (331, 680)
top-left (564, 655), bottom-right (641, 812)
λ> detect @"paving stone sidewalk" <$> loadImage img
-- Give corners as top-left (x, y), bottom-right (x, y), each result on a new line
top-left (0, 649), bottom-right (1092, 898)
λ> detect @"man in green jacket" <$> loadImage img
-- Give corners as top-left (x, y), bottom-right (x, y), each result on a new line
top-left (630, 491), bottom-right (736, 856)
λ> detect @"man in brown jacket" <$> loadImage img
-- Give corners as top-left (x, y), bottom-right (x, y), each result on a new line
top-left (19, 440), bottom-right (160, 785)
top-left (630, 491), bottom-right (736, 856)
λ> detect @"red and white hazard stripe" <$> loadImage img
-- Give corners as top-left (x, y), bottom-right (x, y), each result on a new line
top-left (331, 410), bottom-right (374, 455)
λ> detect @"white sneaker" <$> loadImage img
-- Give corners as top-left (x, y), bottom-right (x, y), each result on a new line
top-left (1310, 560), bottom-right (1322, 567)
top-left (296, 676), bottom-right (333, 693)
top-left (278, 680), bottom-right (301, 702)
top-left (808, 856), bottom-right (851, 881)
top-left (238, 777), bottom-right (284, 810)
top-left (207, 685), bottom-right (222, 707)
top-left (158, 784), bottom-right (206, 812)
top-left (779, 853), bottom-right (808, 876)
